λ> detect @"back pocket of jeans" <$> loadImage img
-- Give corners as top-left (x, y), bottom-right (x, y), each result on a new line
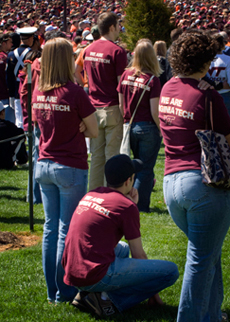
top-left (181, 172), bottom-right (209, 202)
top-left (54, 166), bottom-right (75, 187)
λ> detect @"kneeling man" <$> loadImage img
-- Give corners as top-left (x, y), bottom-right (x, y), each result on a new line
top-left (62, 154), bottom-right (179, 316)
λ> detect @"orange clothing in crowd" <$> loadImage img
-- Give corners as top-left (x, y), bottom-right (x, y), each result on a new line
top-left (75, 47), bottom-right (88, 87)
top-left (70, 25), bottom-right (77, 33)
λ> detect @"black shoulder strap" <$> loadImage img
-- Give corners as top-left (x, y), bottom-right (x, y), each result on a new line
top-left (205, 89), bottom-right (213, 130)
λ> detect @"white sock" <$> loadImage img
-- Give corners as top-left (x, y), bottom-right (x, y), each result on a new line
top-left (101, 291), bottom-right (109, 300)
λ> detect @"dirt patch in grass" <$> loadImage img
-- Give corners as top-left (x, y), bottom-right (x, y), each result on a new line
top-left (0, 231), bottom-right (42, 252)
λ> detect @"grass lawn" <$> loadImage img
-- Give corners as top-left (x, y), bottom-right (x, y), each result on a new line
top-left (0, 145), bottom-right (230, 322)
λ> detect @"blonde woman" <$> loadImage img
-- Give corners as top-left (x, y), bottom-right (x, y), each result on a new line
top-left (153, 40), bottom-right (167, 87)
top-left (32, 37), bottom-right (98, 304)
top-left (117, 39), bottom-right (162, 212)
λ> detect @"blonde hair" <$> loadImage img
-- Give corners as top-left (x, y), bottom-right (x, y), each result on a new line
top-left (38, 37), bottom-right (74, 92)
top-left (153, 40), bottom-right (167, 58)
top-left (131, 39), bottom-right (162, 77)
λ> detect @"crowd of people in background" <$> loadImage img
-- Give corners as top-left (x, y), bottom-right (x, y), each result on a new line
top-left (2, 0), bottom-right (230, 37)
top-left (1, 1), bottom-right (230, 322)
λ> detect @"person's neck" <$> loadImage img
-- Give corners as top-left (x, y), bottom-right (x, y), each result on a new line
top-left (108, 183), bottom-right (132, 197)
top-left (101, 34), bottom-right (115, 42)
top-left (177, 72), bottom-right (203, 81)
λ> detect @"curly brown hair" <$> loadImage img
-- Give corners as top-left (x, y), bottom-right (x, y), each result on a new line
top-left (169, 30), bottom-right (218, 76)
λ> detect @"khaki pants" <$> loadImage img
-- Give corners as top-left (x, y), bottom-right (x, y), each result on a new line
top-left (89, 105), bottom-right (123, 190)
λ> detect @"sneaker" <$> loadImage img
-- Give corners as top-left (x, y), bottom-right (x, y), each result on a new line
top-left (72, 291), bottom-right (89, 309)
top-left (83, 292), bottom-right (116, 316)
top-left (222, 312), bottom-right (229, 322)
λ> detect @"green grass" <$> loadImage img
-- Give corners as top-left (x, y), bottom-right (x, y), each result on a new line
top-left (0, 145), bottom-right (230, 321)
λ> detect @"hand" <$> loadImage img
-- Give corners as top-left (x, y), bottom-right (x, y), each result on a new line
top-left (126, 187), bottom-right (139, 204)
top-left (79, 121), bottom-right (86, 133)
top-left (223, 81), bottom-right (230, 90)
top-left (197, 80), bottom-right (214, 90)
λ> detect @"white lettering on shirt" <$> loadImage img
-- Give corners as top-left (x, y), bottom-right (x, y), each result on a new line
top-left (159, 96), bottom-right (194, 120)
top-left (85, 56), bottom-right (110, 64)
top-left (77, 195), bottom-right (110, 216)
top-left (79, 200), bottom-right (92, 207)
top-left (84, 196), bottom-right (104, 204)
top-left (160, 96), bottom-right (170, 104)
top-left (36, 95), bottom-right (57, 103)
top-left (91, 203), bottom-right (110, 216)
top-left (121, 80), bottom-right (150, 91)
top-left (33, 101), bottom-right (70, 112)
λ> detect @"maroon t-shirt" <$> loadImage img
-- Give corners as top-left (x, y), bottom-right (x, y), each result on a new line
top-left (83, 39), bottom-right (127, 108)
top-left (159, 77), bottom-right (230, 175)
top-left (0, 52), bottom-right (9, 100)
top-left (62, 187), bottom-right (141, 287)
top-left (32, 81), bottom-right (95, 169)
top-left (117, 69), bottom-right (161, 123)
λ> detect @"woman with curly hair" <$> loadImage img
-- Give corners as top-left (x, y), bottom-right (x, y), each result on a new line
top-left (159, 30), bottom-right (230, 322)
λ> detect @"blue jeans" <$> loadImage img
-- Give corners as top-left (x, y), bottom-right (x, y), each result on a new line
top-left (130, 122), bottom-right (162, 212)
top-left (27, 124), bottom-right (42, 204)
top-left (1, 99), bottom-right (15, 124)
top-left (35, 159), bottom-right (88, 303)
top-left (79, 241), bottom-right (179, 312)
top-left (163, 170), bottom-right (230, 322)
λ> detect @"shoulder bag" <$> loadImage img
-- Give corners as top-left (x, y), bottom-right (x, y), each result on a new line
top-left (195, 90), bottom-right (230, 189)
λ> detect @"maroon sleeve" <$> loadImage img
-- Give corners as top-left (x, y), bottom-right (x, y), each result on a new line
top-left (115, 47), bottom-right (128, 77)
top-left (75, 86), bottom-right (96, 119)
top-left (116, 70), bottom-right (126, 93)
top-left (150, 77), bottom-right (161, 99)
top-left (122, 204), bottom-right (141, 241)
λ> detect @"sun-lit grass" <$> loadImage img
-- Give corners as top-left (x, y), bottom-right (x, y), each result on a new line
top-left (0, 146), bottom-right (230, 322)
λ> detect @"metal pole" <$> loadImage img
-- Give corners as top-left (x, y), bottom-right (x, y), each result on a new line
top-left (63, 0), bottom-right (67, 32)
top-left (27, 63), bottom-right (34, 231)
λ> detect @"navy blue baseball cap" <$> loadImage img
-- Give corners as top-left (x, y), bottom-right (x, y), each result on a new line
top-left (105, 154), bottom-right (143, 185)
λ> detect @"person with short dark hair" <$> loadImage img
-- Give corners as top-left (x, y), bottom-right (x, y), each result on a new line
top-left (62, 154), bottom-right (179, 317)
top-left (159, 30), bottom-right (230, 322)
top-left (83, 12), bottom-right (127, 190)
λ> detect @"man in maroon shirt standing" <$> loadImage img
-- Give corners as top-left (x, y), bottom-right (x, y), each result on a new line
top-left (0, 32), bottom-right (13, 123)
top-left (83, 12), bottom-right (127, 190)
top-left (62, 154), bottom-right (179, 317)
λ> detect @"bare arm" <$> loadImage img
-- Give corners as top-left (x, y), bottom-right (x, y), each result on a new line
top-left (226, 134), bottom-right (230, 148)
top-left (128, 237), bottom-right (148, 259)
top-left (75, 63), bottom-right (84, 87)
top-left (118, 93), bottom-right (124, 116)
top-left (82, 113), bottom-right (98, 138)
top-left (150, 97), bottom-right (161, 131)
